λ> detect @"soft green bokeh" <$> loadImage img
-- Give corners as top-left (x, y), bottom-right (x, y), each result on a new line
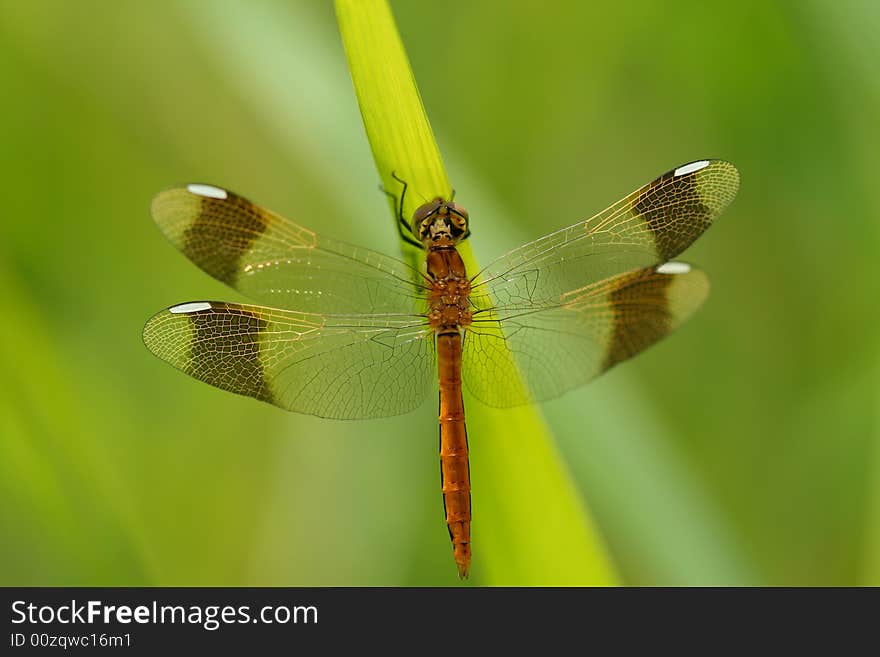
top-left (0, 0), bottom-right (877, 585)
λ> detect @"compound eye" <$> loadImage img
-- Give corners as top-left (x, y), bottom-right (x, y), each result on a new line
top-left (413, 200), bottom-right (441, 224)
top-left (450, 203), bottom-right (469, 221)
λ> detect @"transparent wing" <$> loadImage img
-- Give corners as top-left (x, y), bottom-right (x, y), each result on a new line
top-left (470, 160), bottom-right (738, 313)
top-left (143, 301), bottom-right (435, 419)
top-left (151, 184), bottom-right (427, 314)
top-left (462, 264), bottom-right (708, 407)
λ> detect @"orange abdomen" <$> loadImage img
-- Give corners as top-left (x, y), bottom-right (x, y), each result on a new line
top-left (437, 331), bottom-right (471, 578)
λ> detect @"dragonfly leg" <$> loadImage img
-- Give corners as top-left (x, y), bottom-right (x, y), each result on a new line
top-left (380, 171), bottom-right (423, 249)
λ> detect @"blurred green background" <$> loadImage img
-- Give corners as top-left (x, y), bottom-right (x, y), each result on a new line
top-left (1, 0), bottom-right (878, 586)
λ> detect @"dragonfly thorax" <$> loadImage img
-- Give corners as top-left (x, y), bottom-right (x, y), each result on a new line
top-left (412, 198), bottom-right (469, 247)
top-left (426, 247), bottom-right (473, 332)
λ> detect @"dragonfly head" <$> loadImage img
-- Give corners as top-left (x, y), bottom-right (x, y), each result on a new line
top-left (412, 198), bottom-right (469, 247)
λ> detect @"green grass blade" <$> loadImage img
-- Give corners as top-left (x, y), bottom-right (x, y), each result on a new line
top-left (865, 356), bottom-right (880, 585)
top-left (336, 0), bottom-right (451, 245)
top-left (335, 0), bottom-right (617, 584)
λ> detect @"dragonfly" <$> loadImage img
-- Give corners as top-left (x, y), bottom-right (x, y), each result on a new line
top-left (143, 159), bottom-right (739, 578)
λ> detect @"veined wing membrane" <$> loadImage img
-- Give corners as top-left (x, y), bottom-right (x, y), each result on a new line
top-left (470, 160), bottom-right (738, 313)
top-left (462, 263), bottom-right (708, 407)
top-left (151, 185), bottom-right (426, 314)
top-left (143, 301), bottom-right (435, 419)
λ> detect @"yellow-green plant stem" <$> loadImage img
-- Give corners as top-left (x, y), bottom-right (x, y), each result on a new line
top-left (335, 0), bottom-right (617, 584)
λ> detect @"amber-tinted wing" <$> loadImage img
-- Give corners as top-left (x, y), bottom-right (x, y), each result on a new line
top-left (143, 301), bottom-right (434, 419)
top-left (151, 184), bottom-right (426, 314)
top-left (462, 263), bottom-right (708, 407)
top-left (469, 160), bottom-right (738, 313)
